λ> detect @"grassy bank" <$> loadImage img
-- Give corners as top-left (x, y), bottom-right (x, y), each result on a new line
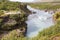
top-left (1, 12), bottom-right (60, 40)
top-left (30, 3), bottom-right (60, 10)
top-left (0, 0), bottom-right (60, 40)
top-left (30, 12), bottom-right (60, 40)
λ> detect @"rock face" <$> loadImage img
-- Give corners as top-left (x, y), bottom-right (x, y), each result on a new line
top-left (0, 13), bottom-right (27, 38)
top-left (19, 3), bottom-right (32, 15)
top-left (0, 4), bottom-right (32, 38)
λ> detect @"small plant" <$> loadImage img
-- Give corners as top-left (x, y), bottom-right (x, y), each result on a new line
top-left (0, 10), bottom-right (4, 16)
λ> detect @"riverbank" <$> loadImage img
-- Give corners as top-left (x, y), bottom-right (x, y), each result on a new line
top-left (0, 11), bottom-right (27, 39)
top-left (0, 0), bottom-right (60, 40)
top-left (30, 2), bottom-right (60, 11)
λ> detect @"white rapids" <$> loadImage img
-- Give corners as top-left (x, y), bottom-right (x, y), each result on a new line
top-left (26, 5), bottom-right (54, 38)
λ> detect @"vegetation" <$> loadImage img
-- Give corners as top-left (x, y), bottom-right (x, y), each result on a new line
top-left (30, 3), bottom-right (60, 10)
top-left (1, 11), bottom-right (60, 40)
top-left (0, 0), bottom-right (60, 40)
top-left (0, 10), bottom-right (4, 16)
top-left (34, 22), bottom-right (60, 40)
top-left (53, 12), bottom-right (60, 21)
top-left (0, 0), bottom-right (28, 40)
top-left (30, 12), bottom-right (60, 40)
top-left (0, 13), bottom-right (27, 40)
top-left (1, 30), bottom-right (27, 40)
top-left (0, 0), bottom-right (20, 11)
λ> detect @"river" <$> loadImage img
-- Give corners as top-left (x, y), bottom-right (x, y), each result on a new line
top-left (26, 5), bottom-right (54, 38)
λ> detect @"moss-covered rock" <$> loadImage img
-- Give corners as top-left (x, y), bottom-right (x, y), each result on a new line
top-left (0, 13), bottom-right (27, 39)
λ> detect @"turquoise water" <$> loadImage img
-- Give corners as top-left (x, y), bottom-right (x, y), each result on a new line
top-left (26, 6), bottom-right (54, 38)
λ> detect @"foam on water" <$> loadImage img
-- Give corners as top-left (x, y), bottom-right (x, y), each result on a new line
top-left (26, 6), bottom-right (54, 38)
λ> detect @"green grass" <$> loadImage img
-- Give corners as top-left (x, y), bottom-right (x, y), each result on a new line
top-left (1, 30), bottom-right (27, 40)
top-left (0, 0), bottom-right (60, 40)
top-left (30, 3), bottom-right (60, 10)
top-left (1, 12), bottom-right (60, 40)
top-left (29, 21), bottom-right (60, 40)
top-left (1, 20), bottom-right (60, 40)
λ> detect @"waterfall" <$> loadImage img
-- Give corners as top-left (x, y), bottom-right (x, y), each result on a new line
top-left (26, 5), bottom-right (54, 38)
